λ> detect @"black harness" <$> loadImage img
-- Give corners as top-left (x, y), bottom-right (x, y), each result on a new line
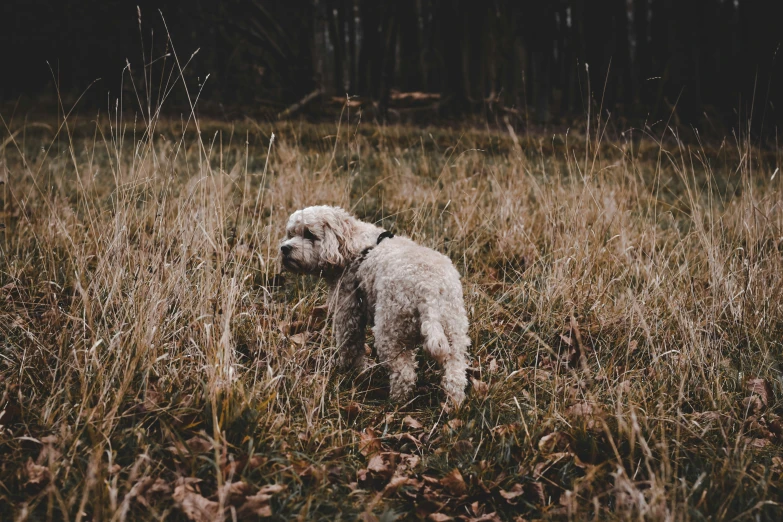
top-left (359, 230), bottom-right (395, 260)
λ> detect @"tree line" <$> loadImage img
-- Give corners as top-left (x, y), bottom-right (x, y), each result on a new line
top-left (2, 0), bottom-right (781, 133)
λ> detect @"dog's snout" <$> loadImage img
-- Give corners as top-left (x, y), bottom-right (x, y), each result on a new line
top-left (280, 244), bottom-right (293, 256)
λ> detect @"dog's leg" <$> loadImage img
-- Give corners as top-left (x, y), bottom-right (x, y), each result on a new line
top-left (333, 283), bottom-right (367, 371)
top-left (440, 348), bottom-right (468, 406)
top-left (386, 349), bottom-right (418, 403)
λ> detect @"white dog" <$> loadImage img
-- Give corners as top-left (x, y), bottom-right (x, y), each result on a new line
top-left (280, 205), bottom-right (470, 406)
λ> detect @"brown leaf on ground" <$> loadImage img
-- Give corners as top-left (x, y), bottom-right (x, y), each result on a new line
top-left (440, 468), bottom-right (467, 497)
top-left (471, 378), bottom-right (489, 399)
top-left (771, 456), bottom-right (783, 474)
top-left (398, 453), bottom-right (421, 473)
top-left (447, 419), bottom-right (463, 430)
top-left (526, 482), bottom-right (546, 505)
top-left (185, 436), bottom-right (213, 454)
top-left (422, 475), bottom-right (440, 486)
top-left (131, 477), bottom-right (171, 507)
top-left (389, 432), bottom-right (423, 448)
top-left (173, 484), bottom-right (219, 522)
top-left (24, 458), bottom-right (49, 488)
top-left (403, 415), bottom-right (423, 429)
top-left (488, 358), bottom-right (499, 374)
top-left (237, 493), bottom-right (272, 517)
top-left (565, 401), bottom-right (604, 432)
top-left (227, 481), bottom-right (255, 498)
top-left (499, 483), bottom-right (525, 504)
top-left (368, 454), bottom-right (390, 475)
top-left (769, 414), bottom-right (783, 439)
top-left (141, 387), bottom-right (164, 412)
top-left (342, 402), bottom-right (362, 422)
top-left (538, 431), bottom-right (569, 454)
top-left (360, 428), bottom-right (381, 456)
top-left (491, 423), bottom-right (519, 437)
top-left (746, 378), bottom-right (774, 407)
top-left (567, 316), bottom-right (588, 370)
top-left (467, 513), bottom-right (502, 522)
top-left (428, 513), bottom-right (453, 521)
top-left (311, 304), bottom-right (329, 320)
top-left (449, 440), bottom-right (474, 458)
top-left (289, 332), bottom-right (309, 345)
top-left (743, 396), bottom-right (764, 416)
top-left (745, 437), bottom-right (771, 448)
top-left (236, 484), bottom-right (285, 518)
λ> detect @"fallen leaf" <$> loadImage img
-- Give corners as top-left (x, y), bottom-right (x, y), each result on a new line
top-left (24, 458), bottom-right (49, 488)
top-left (359, 428), bottom-right (381, 456)
top-left (428, 513), bottom-right (453, 521)
top-left (398, 453), bottom-right (421, 473)
top-left (488, 358), bottom-right (499, 374)
top-left (526, 481), bottom-right (546, 505)
top-left (367, 454), bottom-right (389, 474)
top-left (236, 484), bottom-right (285, 518)
top-left (499, 483), bottom-right (525, 503)
top-left (311, 305), bottom-right (329, 319)
top-left (237, 493), bottom-right (272, 517)
top-left (132, 477), bottom-right (171, 507)
top-left (422, 475), bottom-right (440, 486)
top-left (743, 396), bottom-right (764, 416)
top-left (173, 484), bottom-right (219, 522)
top-left (746, 437), bottom-right (771, 448)
top-left (440, 468), bottom-right (467, 496)
top-left (771, 456), bottom-right (783, 474)
top-left (342, 402), bottom-right (362, 422)
top-left (227, 481), bottom-right (254, 498)
top-left (447, 419), bottom-right (463, 430)
top-left (185, 436), bottom-right (213, 454)
top-left (382, 475), bottom-right (414, 497)
top-left (403, 415), bottom-right (423, 429)
top-left (565, 402), bottom-right (595, 417)
top-left (567, 316), bottom-right (588, 370)
top-left (471, 378), bottom-right (489, 399)
top-left (746, 379), bottom-right (774, 407)
top-left (449, 440), bottom-right (474, 457)
top-left (538, 431), bottom-right (569, 454)
top-left (289, 332), bottom-right (309, 345)
top-left (467, 513), bottom-right (502, 522)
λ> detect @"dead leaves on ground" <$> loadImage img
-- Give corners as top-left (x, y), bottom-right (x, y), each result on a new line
top-left (739, 378), bottom-right (781, 448)
top-left (353, 415), bottom-right (583, 520)
top-left (172, 478), bottom-right (286, 521)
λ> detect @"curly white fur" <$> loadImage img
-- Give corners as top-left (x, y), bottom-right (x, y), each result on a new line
top-left (280, 205), bottom-right (470, 406)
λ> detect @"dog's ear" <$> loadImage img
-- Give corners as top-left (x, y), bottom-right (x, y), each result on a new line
top-left (320, 208), bottom-right (362, 268)
top-left (320, 224), bottom-right (345, 267)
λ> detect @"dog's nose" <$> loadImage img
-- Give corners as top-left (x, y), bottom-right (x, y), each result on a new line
top-left (280, 244), bottom-right (292, 256)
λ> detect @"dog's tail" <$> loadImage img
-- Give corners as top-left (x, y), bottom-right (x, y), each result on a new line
top-left (419, 303), bottom-right (450, 364)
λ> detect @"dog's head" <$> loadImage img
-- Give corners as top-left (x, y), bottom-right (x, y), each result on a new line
top-left (280, 205), bottom-right (366, 274)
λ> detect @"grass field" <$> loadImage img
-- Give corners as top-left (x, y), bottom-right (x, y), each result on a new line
top-left (1, 106), bottom-right (782, 520)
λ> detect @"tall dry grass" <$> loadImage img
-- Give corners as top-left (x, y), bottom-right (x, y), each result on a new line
top-left (1, 87), bottom-right (783, 520)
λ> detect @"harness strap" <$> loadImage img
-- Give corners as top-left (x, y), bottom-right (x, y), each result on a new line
top-left (359, 231), bottom-right (394, 258)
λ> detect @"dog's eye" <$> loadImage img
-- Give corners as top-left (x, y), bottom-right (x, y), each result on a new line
top-left (303, 229), bottom-right (317, 241)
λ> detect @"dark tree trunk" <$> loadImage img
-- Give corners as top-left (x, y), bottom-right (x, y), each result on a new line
top-left (325, 0), bottom-right (345, 94)
top-left (378, 2), bottom-right (398, 118)
top-left (397, 0), bottom-right (421, 91)
top-left (633, 0), bottom-right (651, 107)
top-left (346, 0), bottom-right (357, 93)
top-left (435, 0), bottom-right (468, 114)
top-left (358, 0), bottom-right (383, 97)
top-left (522, 2), bottom-right (555, 122)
